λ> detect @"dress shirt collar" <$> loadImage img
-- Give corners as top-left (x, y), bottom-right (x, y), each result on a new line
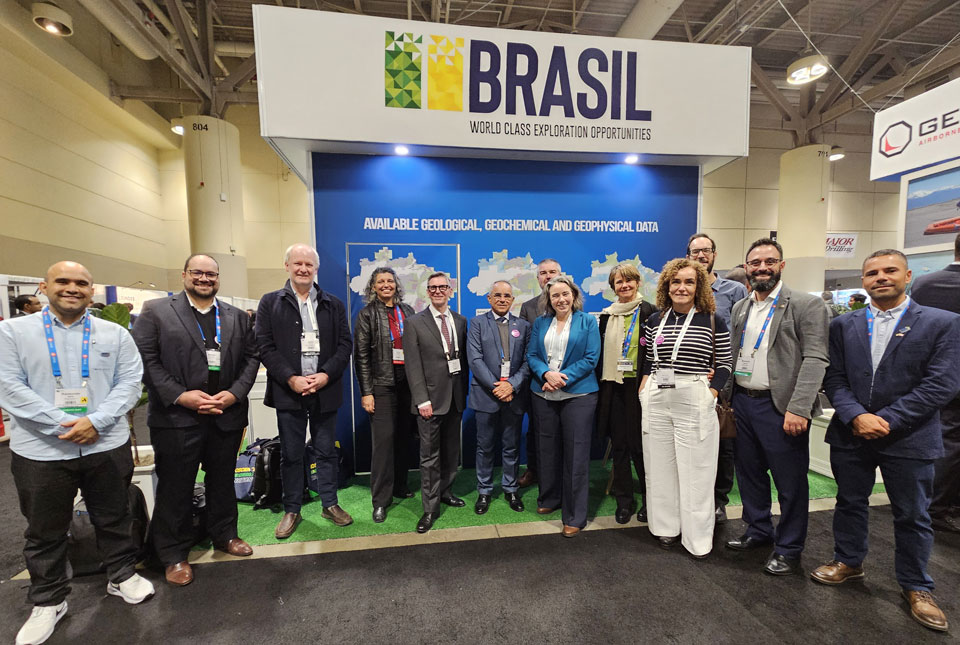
top-left (868, 295), bottom-right (910, 319)
top-left (48, 310), bottom-right (87, 329)
top-left (185, 293), bottom-right (218, 315)
top-left (429, 304), bottom-right (451, 319)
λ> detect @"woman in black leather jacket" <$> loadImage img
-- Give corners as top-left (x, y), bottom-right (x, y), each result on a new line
top-left (354, 267), bottom-right (418, 523)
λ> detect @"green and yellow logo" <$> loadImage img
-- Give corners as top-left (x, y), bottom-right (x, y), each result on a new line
top-left (385, 31), bottom-right (464, 111)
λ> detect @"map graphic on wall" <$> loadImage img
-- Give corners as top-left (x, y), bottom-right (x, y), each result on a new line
top-left (466, 250), bottom-right (538, 315)
top-left (904, 165), bottom-right (960, 252)
top-left (346, 244), bottom-right (459, 314)
top-left (581, 253), bottom-right (660, 305)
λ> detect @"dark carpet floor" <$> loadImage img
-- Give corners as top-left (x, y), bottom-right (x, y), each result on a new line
top-left (1, 443), bottom-right (958, 644)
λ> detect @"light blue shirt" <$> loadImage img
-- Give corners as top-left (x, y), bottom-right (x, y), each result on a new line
top-left (868, 297), bottom-right (910, 373)
top-left (0, 311), bottom-right (144, 461)
top-left (712, 275), bottom-right (748, 328)
top-left (298, 287), bottom-right (319, 376)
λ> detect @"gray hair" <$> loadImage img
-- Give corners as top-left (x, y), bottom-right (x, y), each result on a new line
top-left (363, 267), bottom-right (405, 304)
top-left (540, 275), bottom-right (583, 316)
top-left (488, 280), bottom-right (513, 295)
top-left (284, 243), bottom-right (320, 265)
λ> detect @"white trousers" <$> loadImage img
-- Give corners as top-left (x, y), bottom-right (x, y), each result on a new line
top-left (641, 374), bottom-right (720, 556)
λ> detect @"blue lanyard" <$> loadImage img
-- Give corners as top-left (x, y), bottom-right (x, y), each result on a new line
top-left (196, 302), bottom-right (221, 347)
top-left (42, 307), bottom-right (91, 381)
top-left (739, 293), bottom-right (780, 355)
top-left (865, 305), bottom-right (907, 346)
top-left (620, 307), bottom-right (642, 360)
top-left (388, 306), bottom-right (405, 342)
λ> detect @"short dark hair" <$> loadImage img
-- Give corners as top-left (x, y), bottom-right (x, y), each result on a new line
top-left (849, 293), bottom-right (867, 303)
top-left (862, 248), bottom-right (908, 270)
top-left (687, 233), bottom-right (715, 254)
top-left (954, 233), bottom-right (960, 260)
top-left (14, 294), bottom-right (36, 311)
top-left (183, 254), bottom-right (219, 272)
top-left (746, 237), bottom-right (783, 261)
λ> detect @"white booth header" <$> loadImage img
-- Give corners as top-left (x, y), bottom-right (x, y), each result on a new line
top-left (253, 5), bottom-right (751, 171)
top-left (871, 76), bottom-right (960, 181)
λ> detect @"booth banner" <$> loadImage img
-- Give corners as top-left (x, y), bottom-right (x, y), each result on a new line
top-left (825, 233), bottom-right (858, 258)
top-left (253, 6), bottom-right (750, 157)
top-left (871, 76), bottom-right (960, 181)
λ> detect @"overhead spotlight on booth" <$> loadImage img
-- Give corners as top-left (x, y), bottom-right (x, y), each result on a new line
top-left (828, 146), bottom-right (845, 161)
top-left (394, 145), bottom-right (409, 156)
top-left (32, 2), bottom-right (73, 36)
top-left (624, 154), bottom-right (639, 165)
top-left (786, 53), bottom-right (829, 86)
top-left (171, 118), bottom-right (184, 136)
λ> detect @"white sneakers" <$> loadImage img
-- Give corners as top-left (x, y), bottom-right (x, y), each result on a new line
top-left (106, 573), bottom-right (156, 605)
top-left (15, 601), bottom-right (67, 645)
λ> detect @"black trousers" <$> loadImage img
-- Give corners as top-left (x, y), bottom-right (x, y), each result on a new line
top-left (369, 379), bottom-right (415, 508)
top-left (151, 419), bottom-right (244, 565)
top-left (524, 411), bottom-right (539, 474)
top-left (11, 443), bottom-right (138, 606)
top-left (715, 437), bottom-right (736, 507)
top-left (418, 408), bottom-right (462, 514)
top-left (276, 404), bottom-right (339, 512)
top-left (931, 397), bottom-right (960, 518)
top-left (605, 380), bottom-right (646, 509)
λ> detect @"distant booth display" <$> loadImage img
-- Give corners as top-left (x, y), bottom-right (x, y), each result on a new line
top-left (252, 5), bottom-right (751, 476)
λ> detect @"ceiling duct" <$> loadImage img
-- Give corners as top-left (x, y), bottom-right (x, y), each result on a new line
top-left (75, 0), bottom-right (158, 60)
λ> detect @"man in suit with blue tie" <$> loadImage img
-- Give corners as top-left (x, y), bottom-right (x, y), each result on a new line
top-left (467, 281), bottom-right (531, 515)
top-left (816, 249), bottom-right (960, 633)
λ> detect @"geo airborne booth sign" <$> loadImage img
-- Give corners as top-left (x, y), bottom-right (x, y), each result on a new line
top-left (252, 6), bottom-right (751, 158)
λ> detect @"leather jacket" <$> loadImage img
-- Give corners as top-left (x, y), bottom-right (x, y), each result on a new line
top-left (354, 300), bottom-right (416, 396)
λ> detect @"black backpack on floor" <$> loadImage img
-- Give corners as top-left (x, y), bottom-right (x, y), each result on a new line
top-left (251, 437), bottom-right (283, 510)
top-left (67, 484), bottom-right (149, 577)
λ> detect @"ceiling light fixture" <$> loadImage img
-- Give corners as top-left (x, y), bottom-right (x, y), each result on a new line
top-left (828, 146), bottom-right (845, 161)
top-left (786, 53), bottom-right (829, 85)
top-left (394, 145), bottom-right (409, 155)
top-left (32, 3), bottom-right (73, 37)
top-left (624, 154), bottom-right (639, 164)
top-left (171, 118), bottom-right (184, 136)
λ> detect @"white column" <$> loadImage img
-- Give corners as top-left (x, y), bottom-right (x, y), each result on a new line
top-left (777, 144), bottom-right (831, 293)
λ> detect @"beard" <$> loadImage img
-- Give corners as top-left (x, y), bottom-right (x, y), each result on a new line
top-left (749, 269), bottom-right (781, 293)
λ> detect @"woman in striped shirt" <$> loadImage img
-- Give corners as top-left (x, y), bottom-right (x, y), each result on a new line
top-left (638, 258), bottom-right (733, 558)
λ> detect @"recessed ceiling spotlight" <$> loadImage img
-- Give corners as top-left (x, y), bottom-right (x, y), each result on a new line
top-left (828, 146), bottom-right (845, 161)
top-left (32, 3), bottom-right (73, 37)
top-left (394, 145), bottom-right (409, 156)
top-left (624, 154), bottom-right (639, 164)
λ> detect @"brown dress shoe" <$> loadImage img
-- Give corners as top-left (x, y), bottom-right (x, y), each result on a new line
top-left (215, 538), bottom-right (253, 557)
top-left (810, 560), bottom-right (865, 585)
top-left (903, 590), bottom-right (949, 632)
top-left (536, 507), bottom-right (557, 515)
top-left (322, 504), bottom-right (354, 526)
top-left (275, 512), bottom-right (302, 539)
top-left (517, 470), bottom-right (537, 487)
top-left (562, 525), bottom-right (580, 538)
top-left (165, 561), bottom-right (193, 586)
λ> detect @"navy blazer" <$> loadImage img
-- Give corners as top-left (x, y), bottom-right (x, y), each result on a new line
top-left (910, 264), bottom-right (960, 315)
top-left (527, 310), bottom-right (600, 395)
top-left (823, 300), bottom-right (960, 459)
top-left (466, 311), bottom-right (531, 414)
top-left (255, 281), bottom-right (353, 412)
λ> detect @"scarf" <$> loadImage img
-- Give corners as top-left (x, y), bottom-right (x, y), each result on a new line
top-left (601, 297), bottom-right (643, 383)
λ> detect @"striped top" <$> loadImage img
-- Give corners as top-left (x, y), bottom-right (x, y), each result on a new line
top-left (640, 310), bottom-right (733, 392)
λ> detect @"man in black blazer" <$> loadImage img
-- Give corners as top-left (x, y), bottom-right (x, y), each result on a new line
top-left (909, 233), bottom-right (960, 533)
top-left (404, 272), bottom-right (468, 533)
top-left (517, 258), bottom-right (562, 487)
top-left (256, 244), bottom-right (354, 540)
top-left (817, 250), bottom-right (960, 633)
top-left (133, 254), bottom-right (260, 586)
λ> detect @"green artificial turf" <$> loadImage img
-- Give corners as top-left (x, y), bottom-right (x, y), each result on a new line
top-left (194, 461), bottom-right (885, 548)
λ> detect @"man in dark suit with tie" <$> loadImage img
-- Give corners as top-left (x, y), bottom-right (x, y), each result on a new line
top-left (909, 233), bottom-right (960, 534)
top-left (133, 254), bottom-right (260, 586)
top-left (403, 272), bottom-right (468, 533)
top-left (467, 281), bottom-right (531, 515)
top-left (816, 249), bottom-right (960, 633)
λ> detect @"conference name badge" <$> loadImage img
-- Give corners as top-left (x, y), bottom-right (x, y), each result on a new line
top-left (392, 348), bottom-right (404, 363)
top-left (656, 367), bottom-right (676, 389)
top-left (56, 386), bottom-right (89, 414)
top-left (500, 360), bottom-right (511, 380)
top-left (734, 354), bottom-right (755, 377)
top-left (447, 358), bottom-right (461, 375)
top-left (301, 332), bottom-right (321, 355)
top-left (617, 358), bottom-right (633, 372)
top-left (206, 349), bottom-right (221, 372)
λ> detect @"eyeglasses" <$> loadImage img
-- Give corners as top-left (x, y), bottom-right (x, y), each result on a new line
top-left (745, 258), bottom-right (781, 268)
top-left (426, 285), bottom-right (450, 293)
top-left (187, 270), bottom-right (219, 280)
top-left (688, 248), bottom-right (714, 257)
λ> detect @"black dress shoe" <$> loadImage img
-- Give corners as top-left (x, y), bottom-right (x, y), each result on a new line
top-left (372, 506), bottom-right (387, 523)
top-left (440, 494), bottom-right (466, 507)
top-left (615, 500), bottom-right (637, 525)
top-left (505, 491), bottom-right (524, 512)
top-left (932, 516), bottom-right (960, 533)
top-left (764, 552), bottom-right (801, 576)
top-left (636, 506), bottom-right (648, 523)
top-left (416, 513), bottom-right (435, 533)
top-left (726, 534), bottom-right (773, 551)
top-left (658, 535), bottom-right (681, 550)
top-left (475, 494), bottom-right (491, 515)
top-left (394, 488), bottom-right (415, 499)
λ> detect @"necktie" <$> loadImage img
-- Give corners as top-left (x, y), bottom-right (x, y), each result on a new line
top-left (438, 314), bottom-right (452, 358)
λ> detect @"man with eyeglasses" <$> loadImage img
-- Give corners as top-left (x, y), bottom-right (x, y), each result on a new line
top-left (403, 272), bottom-right (469, 533)
top-left (687, 233), bottom-right (748, 523)
top-left (133, 254), bottom-right (260, 586)
top-left (722, 238), bottom-right (829, 577)
top-left (518, 258), bottom-right (563, 487)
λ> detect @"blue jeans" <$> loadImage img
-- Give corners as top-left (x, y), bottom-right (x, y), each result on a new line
top-left (276, 403), bottom-right (339, 512)
top-left (475, 407), bottom-right (522, 495)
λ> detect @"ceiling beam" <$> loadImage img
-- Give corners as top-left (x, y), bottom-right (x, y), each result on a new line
top-left (708, 0), bottom-right (773, 46)
top-left (875, 0), bottom-right (960, 54)
top-left (353, 0), bottom-right (364, 13)
top-left (164, 0), bottom-right (205, 79)
top-left (198, 0), bottom-right (215, 112)
top-left (217, 54), bottom-right (257, 91)
top-left (803, 0), bottom-right (887, 53)
top-left (502, 0), bottom-right (515, 23)
top-left (752, 0), bottom-right (812, 50)
top-left (572, 0), bottom-right (592, 31)
top-left (112, 85), bottom-right (201, 102)
top-left (693, 0), bottom-right (739, 43)
top-left (615, 0), bottom-right (684, 39)
top-left (751, 59), bottom-right (801, 123)
top-left (811, 0), bottom-right (902, 115)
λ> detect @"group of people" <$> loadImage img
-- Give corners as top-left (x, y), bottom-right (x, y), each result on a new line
top-left (2, 232), bottom-right (960, 644)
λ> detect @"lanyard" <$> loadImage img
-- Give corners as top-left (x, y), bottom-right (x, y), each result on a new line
top-left (865, 305), bottom-right (907, 346)
top-left (620, 307), bottom-right (642, 360)
top-left (388, 306), bottom-right (405, 342)
top-left (653, 308), bottom-right (696, 366)
top-left (301, 294), bottom-right (319, 335)
top-left (739, 293), bottom-right (780, 356)
top-left (195, 301), bottom-right (221, 346)
top-left (42, 307), bottom-right (91, 383)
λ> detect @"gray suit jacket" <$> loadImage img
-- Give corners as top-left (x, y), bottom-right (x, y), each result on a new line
top-left (403, 308), bottom-right (469, 416)
top-left (519, 295), bottom-right (545, 325)
top-left (724, 283), bottom-right (829, 419)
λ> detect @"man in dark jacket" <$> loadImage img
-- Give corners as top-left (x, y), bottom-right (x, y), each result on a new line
top-left (255, 244), bottom-right (353, 539)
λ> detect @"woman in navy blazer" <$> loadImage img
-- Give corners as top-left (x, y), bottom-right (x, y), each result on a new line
top-left (527, 275), bottom-right (600, 537)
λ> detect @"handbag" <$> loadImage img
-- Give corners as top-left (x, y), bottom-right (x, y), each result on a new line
top-left (710, 314), bottom-right (737, 439)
